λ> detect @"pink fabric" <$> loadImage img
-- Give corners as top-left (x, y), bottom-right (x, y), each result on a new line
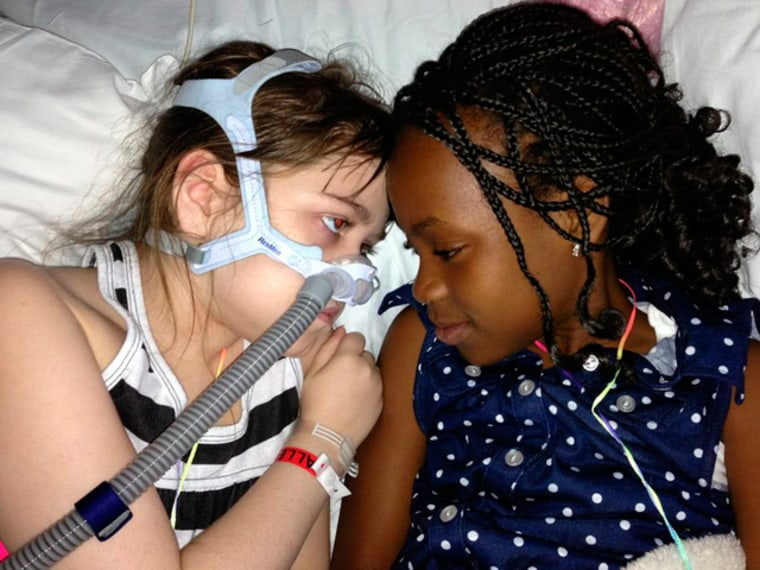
top-left (562, 0), bottom-right (665, 56)
top-left (0, 539), bottom-right (8, 561)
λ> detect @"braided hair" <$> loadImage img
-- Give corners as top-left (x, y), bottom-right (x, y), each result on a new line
top-left (393, 1), bottom-right (755, 373)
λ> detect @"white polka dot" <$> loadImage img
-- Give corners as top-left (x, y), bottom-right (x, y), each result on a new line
top-left (685, 346), bottom-right (696, 355)
top-left (718, 365), bottom-right (729, 374)
top-left (665, 471), bottom-right (675, 482)
top-left (724, 337), bottom-right (735, 346)
top-left (514, 536), bottom-right (525, 547)
top-left (599, 564), bottom-right (609, 570)
top-left (436, 469), bottom-right (444, 478)
top-left (437, 421), bottom-right (445, 430)
top-left (620, 520), bottom-right (631, 530)
top-left (647, 421), bottom-right (658, 430)
top-left (467, 530), bottom-right (479, 542)
top-left (416, 533), bottom-right (425, 542)
top-left (682, 490), bottom-right (691, 500)
top-left (443, 366), bottom-right (452, 374)
top-left (586, 535), bottom-right (597, 545)
top-left (558, 547), bottom-right (568, 557)
top-left (635, 503), bottom-right (646, 512)
top-left (545, 517), bottom-right (556, 525)
top-left (691, 317), bottom-right (702, 325)
top-left (694, 448), bottom-right (704, 459)
top-left (691, 413), bottom-right (702, 424)
top-left (548, 483), bottom-right (559, 493)
top-left (592, 493), bottom-right (603, 504)
top-left (566, 436), bottom-right (576, 446)
top-left (613, 472), bottom-right (624, 480)
top-left (440, 540), bottom-right (451, 550)
top-left (676, 511), bottom-right (687, 521)
top-left (467, 379), bottom-right (476, 387)
top-left (549, 405), bottom-right (559, 415)
top-left (460, 477), bottom-right (470, 487)
top-left (568, 400), bottom-right (578, 411)
top-left (562, 507), bottom-right (573, 517)
top-left (495, 414), bottom-right (505, 423)
top-left (447, 454), bottom-right (456, 460)
top-left (433, 392), bottom-right (440, 401)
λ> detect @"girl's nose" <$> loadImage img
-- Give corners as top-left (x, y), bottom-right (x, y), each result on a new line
top-left (411, 261), bottom-right (444, 306)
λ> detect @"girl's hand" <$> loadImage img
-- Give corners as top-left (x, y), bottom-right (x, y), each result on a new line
top-left (298, 326), bottom-right (382, 447)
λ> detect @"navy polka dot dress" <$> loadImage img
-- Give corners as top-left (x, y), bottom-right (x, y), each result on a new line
top-left (379, 271), bottom-right (759, 569)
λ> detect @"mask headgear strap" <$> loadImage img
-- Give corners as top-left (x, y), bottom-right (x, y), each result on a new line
top-left (165, 48), bottom-right (322, 274)
top-left (149, 49), bottom-right (378, 306)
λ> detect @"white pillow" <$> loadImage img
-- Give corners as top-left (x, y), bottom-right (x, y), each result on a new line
top-left (0, 17), bottom-right (175, 264)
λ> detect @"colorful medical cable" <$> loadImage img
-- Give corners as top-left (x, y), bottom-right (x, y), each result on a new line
top-left (170, 347), bottom-right (229, 529)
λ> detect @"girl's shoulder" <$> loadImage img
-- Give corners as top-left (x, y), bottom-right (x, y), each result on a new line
top-left (0, 257), bottom-right (126, 369)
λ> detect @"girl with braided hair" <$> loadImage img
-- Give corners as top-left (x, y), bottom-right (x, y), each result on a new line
top-left (332, 2), bottom-right (760, 568)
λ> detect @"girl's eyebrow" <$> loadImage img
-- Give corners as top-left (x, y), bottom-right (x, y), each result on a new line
top-left (324, 192), bottom-right (372, 223)
top-left (411, 217), bottom-right (444, 235)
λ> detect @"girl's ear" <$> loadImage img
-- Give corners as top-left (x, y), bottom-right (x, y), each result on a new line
top-left (173, 149), bottom-right (230, 241)
top-left (563, 174), bottom-right (609, 245)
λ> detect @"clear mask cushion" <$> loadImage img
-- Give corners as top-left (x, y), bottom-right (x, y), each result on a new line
top-left (152, 49), bottom-right (378, 306)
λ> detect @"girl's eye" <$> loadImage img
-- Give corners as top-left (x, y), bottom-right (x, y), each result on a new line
top-left (322, 215), bottom-right (349, 234)
top-left (433, 247), bottom-right (462, 261)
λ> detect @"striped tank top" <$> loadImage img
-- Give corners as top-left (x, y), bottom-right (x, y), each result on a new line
top-left (85, 241), bottom-right (303, 547)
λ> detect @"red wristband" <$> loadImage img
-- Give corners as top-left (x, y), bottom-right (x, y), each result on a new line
top-left (275, 446), bottom-right (351, 499)
top-left (276, 446), bottom-right (318, 475)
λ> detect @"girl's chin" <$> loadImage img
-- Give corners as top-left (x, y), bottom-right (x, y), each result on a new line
top-left (284, 323), bottom-right (334, 361)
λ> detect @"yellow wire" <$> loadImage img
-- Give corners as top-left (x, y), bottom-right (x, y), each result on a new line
top-left (170, 347), bottom-right (228, 529)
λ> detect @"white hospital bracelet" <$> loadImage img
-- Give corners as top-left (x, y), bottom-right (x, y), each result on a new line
top-left (311, 422), bottom-right (359, 478)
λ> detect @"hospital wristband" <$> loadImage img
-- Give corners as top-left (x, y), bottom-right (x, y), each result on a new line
top-left (310, 422), bottom-right (359, 478)
top-left (275, 446), bottom-right (351, 500)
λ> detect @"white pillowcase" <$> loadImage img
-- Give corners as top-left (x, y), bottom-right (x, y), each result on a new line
top-left (0, 17), bottom-right (178, 263)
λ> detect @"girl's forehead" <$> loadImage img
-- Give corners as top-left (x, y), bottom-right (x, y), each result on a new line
top-left (388, 130), bottom-right (491, 229)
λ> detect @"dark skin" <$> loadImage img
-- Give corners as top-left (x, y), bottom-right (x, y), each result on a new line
top-left (332, 122), bottom-right (760, 568)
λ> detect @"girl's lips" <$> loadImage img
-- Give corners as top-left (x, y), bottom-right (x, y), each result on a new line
top-left (317, 305), bottom-right (341, 325)
top-left (434, 322), bottom-right (470, 345)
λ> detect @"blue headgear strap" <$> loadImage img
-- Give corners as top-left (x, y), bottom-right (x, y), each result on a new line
top-left (171, 48), bottom-right (324, 273)
top-left (152, 48), bottom-right (378, 306)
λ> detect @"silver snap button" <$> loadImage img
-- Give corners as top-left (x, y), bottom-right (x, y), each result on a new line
top-left (582, 354), bottom-right (600, 372)
top-left (464, 365), bottom-right (482, 377)
top-left (439, 504), bottom-right (458, 522)
top-left (518, 379), bottom-right (536, 396)
top-left (504, 448), bottom-right (524, 467)
top-left (616, 395), bottom-right (636, 413)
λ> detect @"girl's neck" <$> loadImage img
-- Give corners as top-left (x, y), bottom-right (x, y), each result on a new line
top-left (137, 246), bottom-right (245, 380)
top-left (548, 267), bottom-right (657, 361)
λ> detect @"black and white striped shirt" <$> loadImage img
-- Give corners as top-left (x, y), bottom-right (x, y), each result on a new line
top-left (86, 241), bottom-right (303, 547)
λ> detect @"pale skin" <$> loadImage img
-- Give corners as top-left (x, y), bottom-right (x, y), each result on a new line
top-left (0, 149), bottom-right (388, 569)
top-left (331, 122), bottom-right (760, 568)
